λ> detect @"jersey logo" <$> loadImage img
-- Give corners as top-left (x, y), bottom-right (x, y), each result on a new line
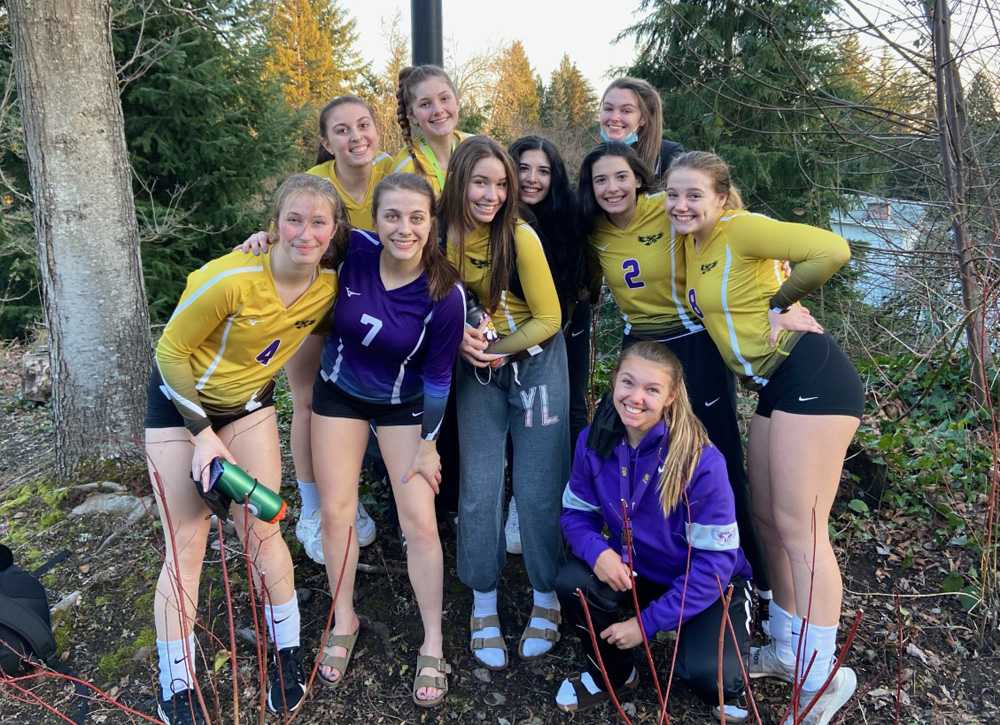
top-left (255, 339), bottom-right (281, 366)
top-left (700, 261), bottom-right (718, 274)
top-left (469, 257), bottom-right (490, 269)
top-left (637, 232), bottom-right (663, 246)
top-left (293, 319), bottom-right (316, 329)
top-left (344, 287), bottom-right (361, 297)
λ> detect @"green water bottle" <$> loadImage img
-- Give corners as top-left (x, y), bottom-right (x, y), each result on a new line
top-left (209, 458), bottom-right (287, 524)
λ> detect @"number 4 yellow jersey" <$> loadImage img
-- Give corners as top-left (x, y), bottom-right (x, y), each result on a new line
top-left (155, 250), bottom-right (337, 433)
top-left (589, 191), bottom-right (702, 337)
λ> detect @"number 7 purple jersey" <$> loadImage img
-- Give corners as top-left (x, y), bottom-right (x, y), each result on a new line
top-left (321, 229), bottom-right (465, 439)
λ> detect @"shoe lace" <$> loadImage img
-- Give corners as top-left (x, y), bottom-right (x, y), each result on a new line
top-left (273, 648), bottom-right (304, 696)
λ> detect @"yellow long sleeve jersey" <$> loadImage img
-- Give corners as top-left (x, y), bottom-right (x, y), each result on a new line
top-left (306, 153), bottom-right (394, 231)
top-left (590, 191), bottom-right (703, 338)
top-left (683, 210), bottom-right (851, 388)
top-left (447, 220), bottom-right (562, 355)
top-left (390, 131), bottom-right (473, 198)
top-left (155, 251), bottom-right (337, 434)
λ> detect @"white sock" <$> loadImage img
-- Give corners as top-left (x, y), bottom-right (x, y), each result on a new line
top-left (769, 600), bottom-right (796, 668)
top-left (297, 480), bottom-right (319, 519)
top-left (265, 596), bottom-right (301, 650)
top-left (471, 589), bottom-right (505, 668)
top-left (521, 589), bottom-right (559, 658)
top-left (555, 670), bottom-right (602, 707)
top-left (157, 634), bottom-right (196, 701)
top-left (800, 622), bottom-right (837, 691)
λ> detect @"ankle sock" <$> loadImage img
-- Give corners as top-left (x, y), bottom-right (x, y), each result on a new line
top-left (769, 600), bottom-right (796, 668)
top-left (471, 589), bottom-right (505, 668)
top-left (799, 622), bottom-right (837, 691)
top-left (157, 634), bottom-right (196, 700)
top-left (297, 480), bottom-right (319, 519)
top-left (265, 596), bottom-right (301, 650)
top-left (555, 670), bottom-right (602, 707)
top-left (521, 589), bottom-right (559, 657)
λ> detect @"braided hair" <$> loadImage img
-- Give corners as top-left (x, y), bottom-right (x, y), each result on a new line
top-left (396, 65), bottom-right (458, 179)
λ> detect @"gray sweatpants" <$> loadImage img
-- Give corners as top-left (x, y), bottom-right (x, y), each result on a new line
top-left (455, 332), bottom-right (570, 593)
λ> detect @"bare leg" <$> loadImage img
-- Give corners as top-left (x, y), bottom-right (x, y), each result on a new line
top-left (376, 425), bottom-right (445, 702)
top-left (311, 413), bottom-right (369, 681)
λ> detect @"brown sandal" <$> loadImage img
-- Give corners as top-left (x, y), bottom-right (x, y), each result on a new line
top-left (555, 668), bottom-right (638, 713)
top-left (469, 614), bottom-right (508, 671)
top-left (412, 654), bottom-right (451, 708)
top-left (518, 605), bottom-right (561, 659)
top-left (319, 627), bottom-right (359, 686)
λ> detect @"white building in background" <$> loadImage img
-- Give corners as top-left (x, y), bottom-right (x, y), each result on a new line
top-left (829, 195), bottom-right (932, 305)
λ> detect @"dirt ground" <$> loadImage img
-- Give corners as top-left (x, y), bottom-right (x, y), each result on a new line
top-left (0, 338), bottom-right (996, 724)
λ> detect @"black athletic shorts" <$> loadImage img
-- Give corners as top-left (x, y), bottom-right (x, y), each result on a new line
top-left (312, 374), bottom-right (422, 426)
top-left (144, 367), bottom-right (275, 431)
top-left (755, 333), bottom-right (864, 419)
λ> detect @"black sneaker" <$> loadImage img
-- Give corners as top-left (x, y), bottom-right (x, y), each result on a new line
top-left (157, 689), bottom-right (206, 724)
top-left (267, 646), bottom-right (307, 714)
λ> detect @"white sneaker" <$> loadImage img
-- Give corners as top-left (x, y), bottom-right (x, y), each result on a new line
top-left (356, 502), bottom-right (376, 548)
top-left (295, 510), bottom-right (321, 547)
top-left (504, 498), bottom-right (522, 555)
top-left (782, 667), bottom-right (858, 725)
top-left (746, 641), bottom-right (795, 683)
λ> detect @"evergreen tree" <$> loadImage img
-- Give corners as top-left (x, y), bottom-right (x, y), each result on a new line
top-left (264, 0), bottom-right (340, 109)
top-left (488, 41), bottom-right (539, 143)
top-left (542, 54), bottom-right (596, 130)
top-left (357, 11), bottom-right (408, 158)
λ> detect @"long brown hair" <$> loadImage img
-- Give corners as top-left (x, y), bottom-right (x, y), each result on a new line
top-left (396, 65), bottom-right (459, 179)
top-left (315, 95), bottom-right (377, 166)
top-left (667, 151), bottom-right (745, 210)
top-left (269, 173), bottom-right (350, 269)
top-left (602, 77), bottom-right (664, 174)
top-left (372, 173), bottom-right (459, 301)
top-left (438, 136), bottom-right (519, 310)
top-left (613, 342), bottom-right (709, 516)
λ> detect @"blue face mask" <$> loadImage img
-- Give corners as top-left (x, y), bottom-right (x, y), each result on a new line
top-left (600, 127), bottom-right (639, 146)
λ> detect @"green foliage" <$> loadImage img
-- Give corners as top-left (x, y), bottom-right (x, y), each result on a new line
top-left (540, 54), bottom-right (597, 131)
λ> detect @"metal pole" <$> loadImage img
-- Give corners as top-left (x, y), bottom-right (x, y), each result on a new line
top-left (411, 0), bottom-right (443, 66)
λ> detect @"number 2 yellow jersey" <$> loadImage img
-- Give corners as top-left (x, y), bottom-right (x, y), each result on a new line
top-left (155, 250), bottom-right (337, 433)
top-left (589, 191), bottom-right (702, 338)
top-left (683, 210), bottom-right (850, 388)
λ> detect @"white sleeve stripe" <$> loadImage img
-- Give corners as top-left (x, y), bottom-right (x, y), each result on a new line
top-left (169, 265), bottom-right (262, 321)
top-left (155, 362), bottom-right (207, 418)
top-left (685, 522), bottom-right (740, 551)
top-left (356, 229), bottom-right (380, 246)
top-left (562, 483), bottom-right (601, 512)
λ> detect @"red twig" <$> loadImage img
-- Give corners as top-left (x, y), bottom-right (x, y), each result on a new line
top-left (215, 516), bottom-right (240, 725)
top-left (895, 593), bottom-right (903, 724)
top-left (4, 666), bottom-right (165, 723)
top-left (716, 584), bottom-right (733, 724)
top-left (575, 588), bottom-right (632, 725)
top-left (0, 677), bottom-right (76, 724)
top-left (620, 500), bottom-right (665, 713)
top-left (713, 577), bottom-right (763, 725)
top-left (791, 506), bottom-right (820, 721)
top-left (660, 492), bottom-right (696, 725)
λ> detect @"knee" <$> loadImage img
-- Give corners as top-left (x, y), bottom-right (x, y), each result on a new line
top-left (319, 487), bottom-right (357, 525)
top-left (400, 513), bottom-right (439, 552)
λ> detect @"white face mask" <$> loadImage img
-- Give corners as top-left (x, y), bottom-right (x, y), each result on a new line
top-left (600, 127), bottom-right (640, 145)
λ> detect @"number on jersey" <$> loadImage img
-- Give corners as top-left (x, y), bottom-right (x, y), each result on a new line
top-left (360, 313), bottom-right (383, 347)
top-left (255, 339), bottom-right (281, 365)
top-left (622, 258), bottom-right (645, 289)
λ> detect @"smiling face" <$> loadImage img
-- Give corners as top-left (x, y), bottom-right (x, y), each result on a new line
top-left (410, 76), bottom-right (459, 140)
top-left (665, 167), bottom-right (728, 240)
top-left (591, 155), bottom-right (639, 220)
top-left (275, 191), bottom-right (335, 267)
top-left (599, 87), bottom-right (645, 142)
top-left (517, 149), bottom-right (552, 206)
top-left (613, 355), bottom-right (675, 442)
top-left (320, 102), bottom-right (379, 169)
top-left (375, 188), bottom-right (432, 264)
top-left (466, 156), bottom-right (508, 225)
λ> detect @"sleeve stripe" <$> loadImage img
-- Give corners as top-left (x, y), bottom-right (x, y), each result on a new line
top-left (155, 363), bottom-right (207, 419)
top-left (195, 316), bottom-right (235, 390)
top-left (393, 155), bottom-right (412, 174)
top-left (169, 265), bottom-right (262, 321)
top-left (562, 482), bottom-right (601, 512)
top-left (356, 229), bottom-right (381, 247)
top-left (685, 522), bottom-right (740, 551)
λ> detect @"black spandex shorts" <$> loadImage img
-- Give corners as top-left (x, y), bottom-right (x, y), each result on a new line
top-left (312, 374), bottom-right (422, 426)
top-left (144, 367), bottom-right (275, 431)
top-left (755, 333), bottom-right (864, 419)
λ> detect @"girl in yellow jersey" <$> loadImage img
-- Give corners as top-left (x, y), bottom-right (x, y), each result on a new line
top-left (667, 151), bottom-right (863, 725)
top-left (391, 65), bottom-right (472, 197)
top-left (579, 142), bottom-right (769, 597)
top-left (145, 174), bottom-right (344, 723)
top-left (441, 136), bottom-right (566, 672)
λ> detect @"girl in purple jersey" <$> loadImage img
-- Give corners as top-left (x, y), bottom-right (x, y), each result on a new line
top-left (556, 342), bottom-right (751, 720)
top-left (310, 174), bottom-right (464, 708)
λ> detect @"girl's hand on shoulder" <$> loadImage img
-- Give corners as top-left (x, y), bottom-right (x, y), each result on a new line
top-left (768, 303), bottom-right (823, 346)
top-left (191, 427), bottom-right (236, 492)
top-left (600, 617), bottom-right (643, 650)
top-left (235, 230), bottom-right (271, 256)
top-left (593, 548), bottom-right (633, 592)
top-left (403, 440), bottom-right (442, 494)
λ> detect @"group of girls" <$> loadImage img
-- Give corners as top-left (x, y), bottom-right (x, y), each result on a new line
top-left (144, 63), bottom-right (863, 725)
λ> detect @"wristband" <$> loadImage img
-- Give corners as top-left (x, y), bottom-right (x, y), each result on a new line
top-left (769, 305), bottom-right (788, 315)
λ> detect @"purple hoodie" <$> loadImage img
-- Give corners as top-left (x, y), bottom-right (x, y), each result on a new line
top-left (561, 421), bottom-right (752, 635)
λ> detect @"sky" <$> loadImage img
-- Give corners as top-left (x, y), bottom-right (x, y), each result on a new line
top-left (348, 0), bottom-right (646, 94)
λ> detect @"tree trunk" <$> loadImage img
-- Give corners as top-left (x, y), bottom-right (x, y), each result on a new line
top-left (9, 0), bottom-right (150, 476)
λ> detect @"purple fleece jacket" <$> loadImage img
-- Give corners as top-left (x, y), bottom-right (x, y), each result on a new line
top-left (561, 421), bottom-right (752, 635)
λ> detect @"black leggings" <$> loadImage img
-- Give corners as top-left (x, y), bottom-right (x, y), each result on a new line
top-left (555, 556), bottom-right (750, 702)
